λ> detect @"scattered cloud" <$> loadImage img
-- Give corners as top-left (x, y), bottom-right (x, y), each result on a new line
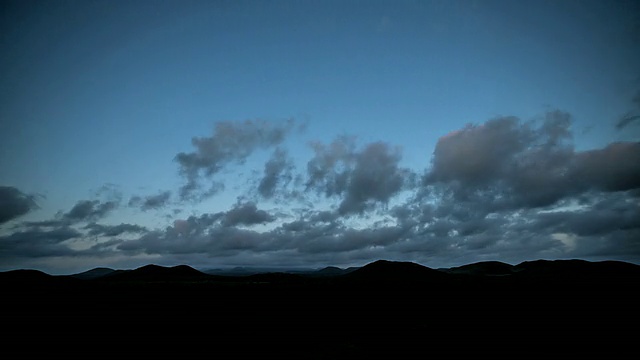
top-left (257, 147), bottom-right (294, 199)
top-left (305, 136), bottom-right (414, 215)
top-left (2, 113), bottom-right (639, 273)
top-left (220, 201), bottom-right (275, 227)
top-left (63, 199), bottom-right (118, 222)
top-left (0, 226), bottom-right (82, 258)
top-left (616, 113), bottom-right (640, 130)
top-left (175, 118), bottom-right (299, 200)
top-left (0, 186), bottom-right (39, 224)
top-left (616, 90), bottom-right (640, 130)
top-left (84, 223), bottom-right (148, 237)
top-left (129, 191), bottom-right (172, 211)
top-left (424, 111), bottom-right (640, 210)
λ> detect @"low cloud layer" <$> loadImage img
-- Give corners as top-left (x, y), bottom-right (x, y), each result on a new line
top-left (2, 112), bottom-right (639, 274)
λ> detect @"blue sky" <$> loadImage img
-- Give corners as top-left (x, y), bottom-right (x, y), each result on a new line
top-left (1, 0), bottom-right (639, 274)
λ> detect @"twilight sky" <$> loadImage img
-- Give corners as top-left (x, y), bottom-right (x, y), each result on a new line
top-left (1, 0), bottom-right (640, 275)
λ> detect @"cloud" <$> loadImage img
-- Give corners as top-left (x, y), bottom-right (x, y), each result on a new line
top-left (517, 192), bottom-right (640, 259)
top-left (423, 111), bottom-right (640, 211)
top-left (616, 90), bottom-right (640, 130)
top-left (426, 115), bottom-right (529, 187)
top-left (129, 191), bottom-right (172, 211)
top-left (573, 142), bottom-right (640, 192)
top-left (339, 141), bottom-right (411, 214)
top-left (63, 199), bottom-right (118, 222)
top-left (616, 113), bottom-right (640, 130)
top-left (220, 201), bottom-right (275, 227)
top-left (0, 186), bottom-right (39, 224)
top-left (3, 110), bottom-right (640, 273)
top-left (306, 135), bottom-right (357, 196)
top-left (257, 147), bottom-right (294, 199)
top-left (22, 198), bottom-right (120, 229)
top-left (84, 223), bottom-right (148, 237)
top-left (305, 136), bottom-right (413, 215)
top-left (175, 118), bottom-right (298, 200)
top-left (536, 204), bottom-right (640, 237)
top-left (0, 226), bottom-right (82, 258)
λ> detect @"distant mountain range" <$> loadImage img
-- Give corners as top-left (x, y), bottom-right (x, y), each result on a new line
top-left (2, 258), bottom-right (639, 357)
top-left (3, 258), bottom-right (640, 287)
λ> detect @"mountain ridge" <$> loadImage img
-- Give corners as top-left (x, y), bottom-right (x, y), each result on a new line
top-left (3, 257), bottom-right (638, 357)
top-left (3, 258), bottom-right (640, 286)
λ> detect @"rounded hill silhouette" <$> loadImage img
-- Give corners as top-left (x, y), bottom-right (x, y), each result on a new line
top-left (99, 264), bottom-right (211, 283)
top-left (342, 259), bottom-right (450, 284)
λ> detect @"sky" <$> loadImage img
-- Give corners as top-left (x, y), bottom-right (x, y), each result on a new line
top-left (1, 0), bottom-right (640, 275)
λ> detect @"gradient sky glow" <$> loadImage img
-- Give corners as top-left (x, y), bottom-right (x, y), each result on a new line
top-left (1, 0), bottom-right (640, 274)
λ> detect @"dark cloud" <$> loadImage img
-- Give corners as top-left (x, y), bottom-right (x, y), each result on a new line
top-left (220, 201), bottom-right (275, 227)
top-left (64, 199), bottom-right (118, 222)
top-left (424, 111), bottom-right (640, 210)
top-left (118, 226), bottom-right (267, 257)
top-left (129, 191), bottom-right (172, 211)
top-left (23, 198), bottom-right (120, 228)
top-left (616, 90), bottom-right (640, 130)
top-left (296, 224), bottom-right (407, 255)
top-left (306, 135), bottom-right (357, 197)
top-left (0, 226), bottom-right (81, 258)
top-left (117, 208), bottom-right (408, 265)
top-left (3, 111), bottom-right (640, 273)
top-left (573, 141), bottom-right (640, 192)
top-left (616, 113), bottom-right (640, 130)
top-left (0, 186), bottom-right (39, 224)
top-left (175, 118), bottom-right (298, 200)
top-left (338, 141), bottom-right (410, 214)
top-left (22, 219), bottom-right (67, 228)
top-left (305, 136), bottom-right (413, 215)
top-left (258, 148), bottom-right (294, 199)
top-left (530, 194), bottom-right (640, 237)
top-left (89, 112), bottom-right (639, 270)
top-left (426, 115), bottom-right (529, 187)
top-left (84, 223), bottom-right (148, 237)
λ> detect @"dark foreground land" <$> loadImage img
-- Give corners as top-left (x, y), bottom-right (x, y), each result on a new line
top-left (2, 259), bottom-right (639, 358)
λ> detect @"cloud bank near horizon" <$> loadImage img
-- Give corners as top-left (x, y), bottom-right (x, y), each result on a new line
top-left (1, 110), bottom-right (639, 274)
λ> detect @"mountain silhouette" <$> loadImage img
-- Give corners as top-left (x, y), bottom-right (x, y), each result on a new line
top-left (340, 259), bottom-right (450, 285)
top-left (3, 258), bottom-right (640, 286)
top-left (69, 267), bottom-right (118, 280)
top-left (442, 260), bottom-right (515, 276)
top-left (312, 265), bottom-right (357, 277)
top-left (98, 263), bottom-right (210, 282)
top-left (0, 268), bottom-right (52, 282)
top-left (2, 258), bottom-right (639, 357)
top-left (513, 258), bottom-right (640, 281)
